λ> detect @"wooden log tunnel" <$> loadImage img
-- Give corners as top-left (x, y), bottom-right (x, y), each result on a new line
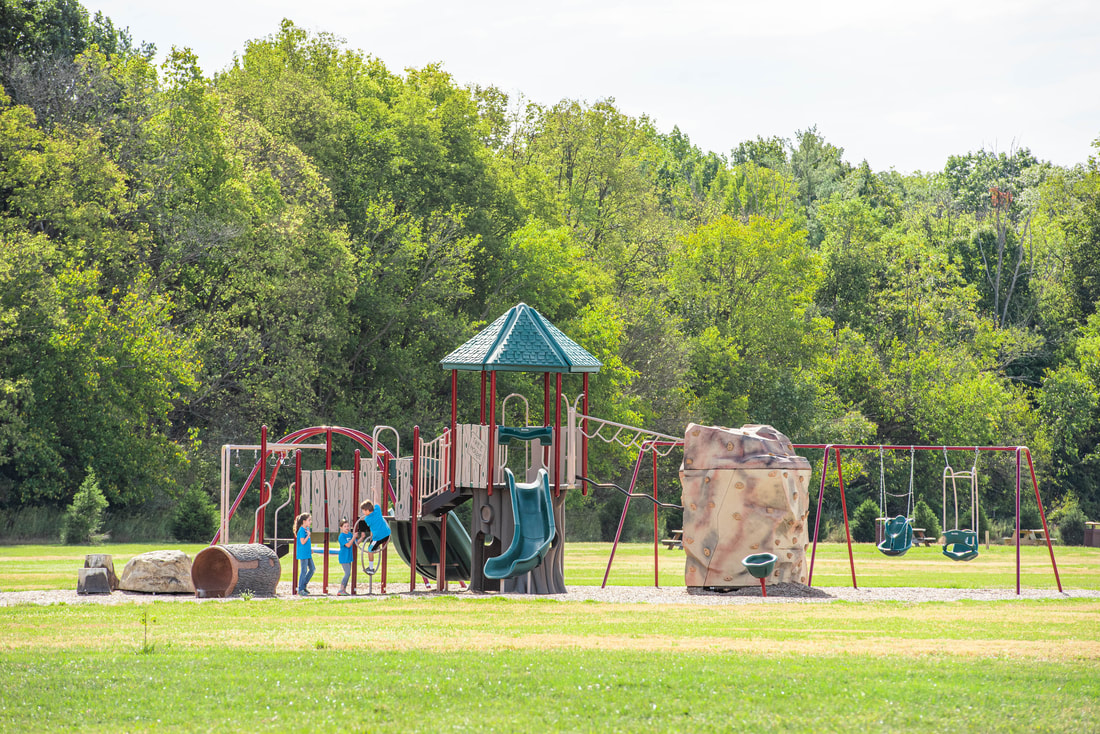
top-left (192, 543), bottom-right (281, 598)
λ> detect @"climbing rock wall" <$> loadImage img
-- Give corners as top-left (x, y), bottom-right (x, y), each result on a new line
top-left (679, 424), bottom-right (811, 588)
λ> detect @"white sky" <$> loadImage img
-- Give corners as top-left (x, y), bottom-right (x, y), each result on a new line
top-left (82, 0), bottom-right (1100, 173)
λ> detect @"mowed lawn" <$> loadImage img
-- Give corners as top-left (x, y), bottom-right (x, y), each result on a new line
top-left (1, 540), bottom-right (1093, 592)
top-left (1, 542), bottom-right (1098, 732)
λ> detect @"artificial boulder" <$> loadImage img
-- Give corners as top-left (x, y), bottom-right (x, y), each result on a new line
top-left (119, 550), bottom-right (195, 594)
top-left (84, 553), bottom-right (119, 590)
top-left (679, 423), bottom-right (811, 588)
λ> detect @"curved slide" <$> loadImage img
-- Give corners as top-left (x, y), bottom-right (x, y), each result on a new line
top-left (484, 469), bottom-right (556, 580)
top-left (390, 511), bottom-right (473, 582)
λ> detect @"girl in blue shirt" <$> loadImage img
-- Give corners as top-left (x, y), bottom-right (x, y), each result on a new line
top-left (336, 518), bottom-right (354, 596)
top-left (294, 513), bottom-right (315, 596)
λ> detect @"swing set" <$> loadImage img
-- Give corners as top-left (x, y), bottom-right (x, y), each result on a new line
top-left (797, 442), bottom-right (1062, 595)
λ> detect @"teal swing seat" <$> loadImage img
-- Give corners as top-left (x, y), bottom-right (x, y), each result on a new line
top-left (942, 529), bottom-right (979, 562)
top-left (877, 515), bottom-right (914, 557)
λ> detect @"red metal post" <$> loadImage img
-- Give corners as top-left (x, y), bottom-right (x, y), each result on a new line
top-left (410, 426), bottom-right (420, 593)
top-left (487, 372), bottom-right (496, 497)
top-left (544, 372), bottom-right (551, 474)
top-left (293, 449), bottom-right (301, 595)
top-left (653, 447), bottom-right (659, 588)
top-left (352, 449), bottom-right (360, 595)
top-left (451, 369), bottom-right (458, 492)
top-left (439, 511), bottom-right (448, 593)
top-left (1015, 448), bottom-right (1022, 595)
top-left (257, 425), bottom-right (268, 543)
top-left (381, 451), bottom-right (390, 594)
top-left (834, 447), bottom-right (857, 589)
top-left (323, 427), bottom-right (332, 595)
top-left (806, 446), bottom-right (832, 587)
top-left (554, 372), bottom-right (562, 495)
top-left (582, 372), bottom-right (590, 490)
top-left (1025, 448), bottom-right (1062, 592)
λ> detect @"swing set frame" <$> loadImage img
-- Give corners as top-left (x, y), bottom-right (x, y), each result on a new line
top-left (795, 443), bottom-right (1062, 595)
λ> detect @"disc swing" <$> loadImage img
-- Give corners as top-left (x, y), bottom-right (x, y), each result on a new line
top-left (877, 446), bottom-right (915, 556)
top-left (942, 448), bottom-right (980, 562)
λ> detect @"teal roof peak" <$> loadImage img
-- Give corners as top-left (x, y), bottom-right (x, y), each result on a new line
top-left (440, 303), bottom-right (602, 373)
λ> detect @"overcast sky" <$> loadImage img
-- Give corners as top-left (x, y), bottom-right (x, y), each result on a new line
top-left (82, 0), bottom-right (1100, 173)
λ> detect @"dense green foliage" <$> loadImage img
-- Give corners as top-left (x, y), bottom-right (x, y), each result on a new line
top-left (2, 2), bottom-right (1099, 538)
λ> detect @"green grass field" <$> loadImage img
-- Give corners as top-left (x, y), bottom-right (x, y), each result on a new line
top-left (2, 542), bottom-right (1098, 732)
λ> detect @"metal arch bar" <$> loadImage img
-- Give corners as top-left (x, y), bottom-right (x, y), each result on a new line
top-left (216, 426), bottom-right (396, 546)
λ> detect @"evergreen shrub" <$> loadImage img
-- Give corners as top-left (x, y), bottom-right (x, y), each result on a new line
top-left (170, 485), bottom-right (218, 542)
top-left (61, 470), bottom-right (108, 544)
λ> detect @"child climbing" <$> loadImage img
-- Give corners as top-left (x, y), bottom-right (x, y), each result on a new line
top-left (337, 518), bottom-right (354, 596)
top-left (356, 500), bottom-right (391, 573)
top-left (294, 512), bottom-right (315, 596)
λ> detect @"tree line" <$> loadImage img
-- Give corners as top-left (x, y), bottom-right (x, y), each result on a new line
top-left (1, 1), bottom-right (1098, 540)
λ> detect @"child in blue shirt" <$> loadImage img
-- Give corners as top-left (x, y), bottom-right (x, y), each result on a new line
top-left (356, 500), bottom-right (391, 572)
top-left (336, 518), bottom-right (354, 596)
top-left (294, 512), bottom-right (314, 596)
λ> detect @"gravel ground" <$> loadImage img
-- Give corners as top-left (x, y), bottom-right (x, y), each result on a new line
top-left (3, 582), bottom-right (1098, 607)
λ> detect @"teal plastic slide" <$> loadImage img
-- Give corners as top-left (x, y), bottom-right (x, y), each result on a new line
top-left (483, 468), bottom-right (556, 580)
top-left (390, 511), bottom-right (473, 581)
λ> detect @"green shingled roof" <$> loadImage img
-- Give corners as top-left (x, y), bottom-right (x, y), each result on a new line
top-left (440, 303), bottom-right (602, 373)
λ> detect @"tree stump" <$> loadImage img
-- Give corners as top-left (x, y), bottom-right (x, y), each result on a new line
top-left (191, 544), bottom-right (281, 598)
top-left (77, 567), bottom-right (112, 595)
top-left (84, 553), bottom-right (119, 590)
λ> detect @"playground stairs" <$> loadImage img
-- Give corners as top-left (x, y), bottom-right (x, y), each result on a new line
top-left (420, 487), bottom-right (472, 518)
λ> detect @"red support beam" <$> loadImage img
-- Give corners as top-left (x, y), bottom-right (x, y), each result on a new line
top-left (292, 449), bottom-right (301, 595)
top-left (806, 446), bottom-right (832, 587)
top-left (256, 425), bottom-right (268, 543)
top-left (834, 447), bottom-right (857, 590)
top-left (582, 373), bottom-right (590, 489)
top-left (554, 372), bottom-right (562, 496)
top-left (410, 428), bottom-right (420, 593)
top-left (1015, 448), bottom-right (1022, 595)
top-left (381, 450), bottom-right (389, 594)
top-left (488, 372), bottom-right (496, 497)
top-left (1025, 449), bottom-right (1062, 592)
top-left (652, 447), bottom-right (659, 588)
top-left (451, 369), bottom-right (458, 492)
top-left (323, 427), bottom-right (332, 595)
top-left (352, 449), bottom-right (360, 595)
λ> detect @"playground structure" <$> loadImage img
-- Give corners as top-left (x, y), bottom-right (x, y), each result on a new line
top-left (211, 302), bottom-right (1063, 596)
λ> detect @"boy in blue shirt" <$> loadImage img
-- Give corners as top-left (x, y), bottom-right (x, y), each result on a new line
top-left (356, 500), bottom-right (391, 573)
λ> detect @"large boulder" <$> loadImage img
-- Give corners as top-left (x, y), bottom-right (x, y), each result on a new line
top-left (679, 423), bottom-right (812, 588)
top-left (119, 550), bottom-right (195, 594)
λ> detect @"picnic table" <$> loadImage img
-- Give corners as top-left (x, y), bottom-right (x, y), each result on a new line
top-left (1002, 529), bottom-right (1049, 546)
top-left (912, 527), bottom-right (935, 547)
top-left (661, 529), bottom-right (683, 550)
